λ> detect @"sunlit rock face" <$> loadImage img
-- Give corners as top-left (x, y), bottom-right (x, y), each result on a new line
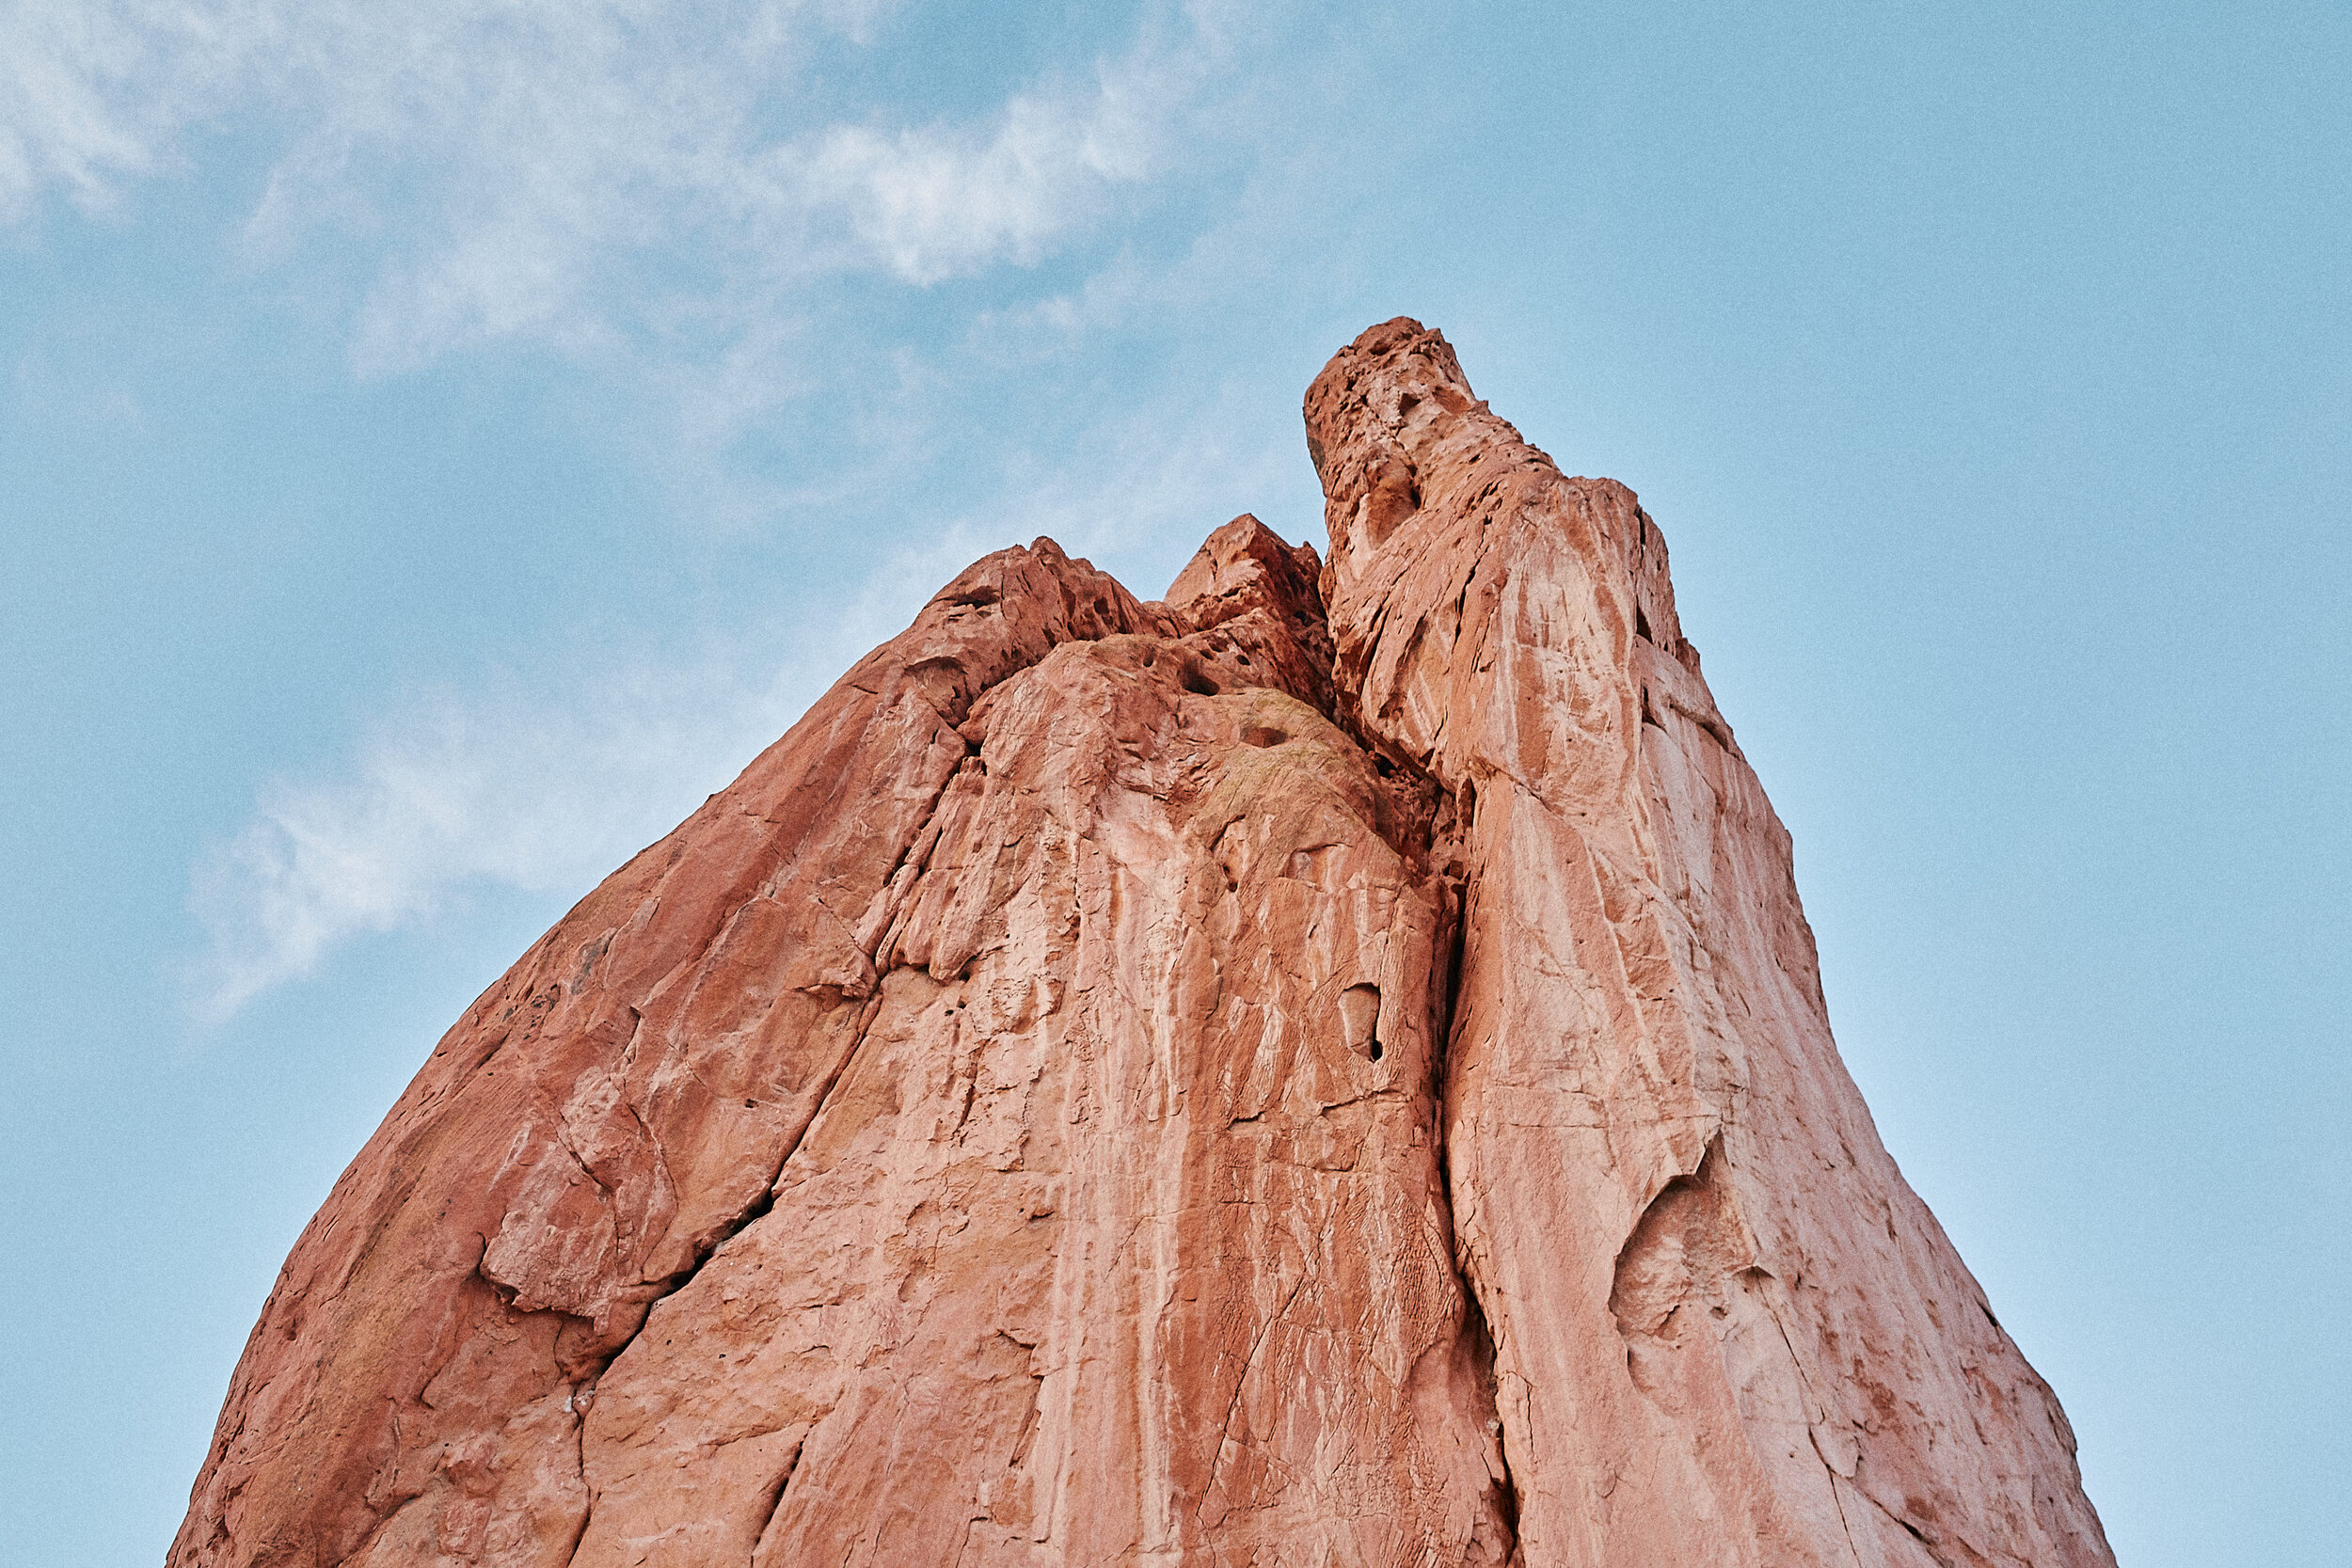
top-left (173, 321), bottom-right (2113, 1568)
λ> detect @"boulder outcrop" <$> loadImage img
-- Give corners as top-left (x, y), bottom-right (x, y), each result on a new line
top-left (173, 320), bottom-right (2113, 1567)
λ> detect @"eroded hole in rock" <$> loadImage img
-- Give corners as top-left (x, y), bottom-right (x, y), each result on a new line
top-left (1609, 1140), bottom-right (1744, 1400)
top-left (1242, 725), bottom-right (1289, 748)
top-left (1362, 460), bottom-right (1420, 546)
top-left (1340, 983), bottom-right (1382, 1060)
top-left (1183, 665), bottom-right (1221, 696)
top-left (1287, 844), bottom-right (1343, 890)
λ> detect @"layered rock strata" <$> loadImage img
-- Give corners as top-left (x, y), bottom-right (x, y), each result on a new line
top-left (173, 320), bottom-right (2113, 1568)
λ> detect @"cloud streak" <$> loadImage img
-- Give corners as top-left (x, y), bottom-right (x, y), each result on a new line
top-left (1, 0), bottom-right (1263, 544)
top-left (181, 524), bottom-right (1025, 1024)
top-left (794, 24), bottom-right (1206, 284)
top-left (4, 0), bottom-right (1229, 366)
top-left (185, 653), bottom-right (819, 1025)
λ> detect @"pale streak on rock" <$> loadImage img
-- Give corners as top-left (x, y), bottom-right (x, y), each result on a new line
top-left (171, 325), bottom-right (2112, 1568)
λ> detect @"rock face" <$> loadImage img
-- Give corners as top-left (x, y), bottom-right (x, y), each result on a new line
top-left (173, 320), bottom-right (2113, 1568)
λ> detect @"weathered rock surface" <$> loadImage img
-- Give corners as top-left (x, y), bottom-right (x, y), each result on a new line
top-left (174, 321), bottom-right (2113, 1568)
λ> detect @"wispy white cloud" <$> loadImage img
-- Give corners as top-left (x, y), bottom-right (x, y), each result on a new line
top-left (182, 528), bottom-right (1011, 1024)
top-left (793, 23), bottom-right (1212, 285)
top-left (0, 1), bottom-right (235, 212)
top-left (185, 651), bottom-right (820, 1025)
top-left (1, 1), bottom-right (880, 227)
top-left (3, 0), bottom-right (1232, 369)
top-left (2, 0), bottom-right (1263, 556)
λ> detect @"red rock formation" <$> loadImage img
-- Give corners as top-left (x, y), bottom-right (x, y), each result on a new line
top-left (173, 322), bottom-right (2113, 1568)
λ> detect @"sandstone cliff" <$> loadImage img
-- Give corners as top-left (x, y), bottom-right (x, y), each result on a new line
top-left (173, 320), bottom-right (2113, 1568)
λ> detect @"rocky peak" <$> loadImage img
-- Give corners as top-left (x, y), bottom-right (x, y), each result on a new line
top-left (171, 323), bottom-right (2113, 1568)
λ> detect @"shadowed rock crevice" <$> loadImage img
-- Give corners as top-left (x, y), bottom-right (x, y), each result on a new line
top-left (739, 1436), bottom-right (806, 1568)
top-left (172, 326), bottom-right (2113, 1568)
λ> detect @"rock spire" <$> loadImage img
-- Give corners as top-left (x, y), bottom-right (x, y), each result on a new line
top-left (173, 320), bottom-right (2113, 1568)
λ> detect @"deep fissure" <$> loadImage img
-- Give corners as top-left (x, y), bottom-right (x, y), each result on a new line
top-left (747, 1439), bottom-right (807, 1564)
top-left (1420, 764), bottom-right (1523, 1560)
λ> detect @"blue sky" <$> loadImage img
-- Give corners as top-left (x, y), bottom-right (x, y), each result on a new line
top-left (3, 2), bottom-right (2345, 1561)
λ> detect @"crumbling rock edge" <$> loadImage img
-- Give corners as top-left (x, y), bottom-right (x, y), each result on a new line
top-left (171, 320), bottom-right (2113, 1568)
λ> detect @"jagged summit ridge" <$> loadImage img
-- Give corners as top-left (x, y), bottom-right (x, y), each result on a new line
top-left (173, 321), bottom-right (2112, 1568)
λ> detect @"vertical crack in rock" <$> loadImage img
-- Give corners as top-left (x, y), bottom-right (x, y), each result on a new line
top-left (1422, 800), bottom-right (1520, 1564)
top-left (742, 1437), bottom-right (806, 1568)
top-left (1454, 1255), bottom-right (1524, 1562)
top-left (558, 1404), bottom-right (596, 1568)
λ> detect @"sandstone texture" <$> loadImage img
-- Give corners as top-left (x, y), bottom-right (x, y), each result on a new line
top-left (173, 321), bottom-right (2113, 1568)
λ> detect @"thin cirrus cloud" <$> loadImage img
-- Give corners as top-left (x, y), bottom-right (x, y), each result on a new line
top-left (12, 0), bottom-right (1267, 1021)
top-left (797, 38), bottom-right (1195, 286)
top-left (181, 519), bottom-right (1015, 1028)
top-left (6, 0), bottom-right (1232, 365)
top-left (183, 662), bottom-right (812, 1028)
